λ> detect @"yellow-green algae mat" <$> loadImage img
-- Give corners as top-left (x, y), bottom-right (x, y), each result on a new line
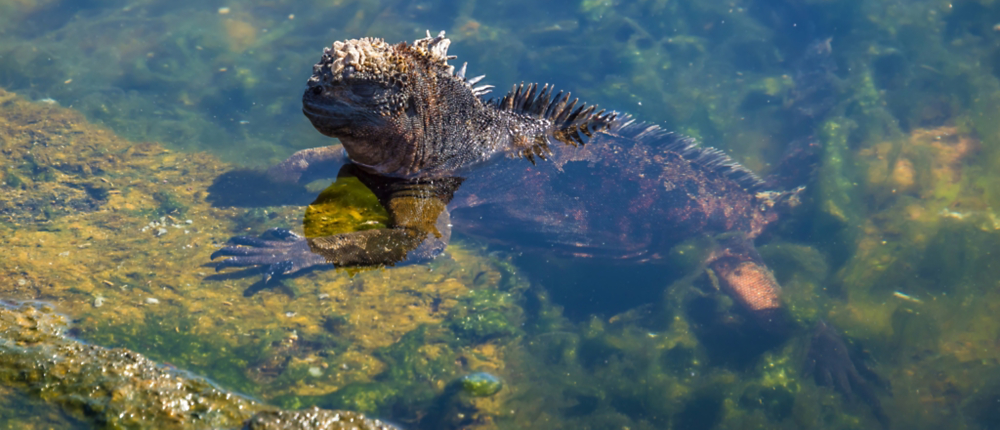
top-left (0, 301), bottom-right (396, 429)
top-left (0, 87), bottom-right (516, 427)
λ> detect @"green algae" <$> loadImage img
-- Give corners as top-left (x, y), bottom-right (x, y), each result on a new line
top-left (757, 242), bottom-right (827, 325)
top-left (0, 387), bottom-right (87, 430)
top-left (0, 301), bottom-right (398, 430)
top-left (4, 0), bottom-right (1000, 429)
top-left (152, 190), bottom-right (189, 217)
top-left (320, 382), bottom-right (400, 416)
top-left (0, 302), bottom-right (259, 429)
top-left (449, 289), bottom-right (521, 343)
top-left (2, 169), bottom-right (25, 189)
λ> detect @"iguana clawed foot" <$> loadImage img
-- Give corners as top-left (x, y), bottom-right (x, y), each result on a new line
top-left (211, 228), bottom-right (328, 282)
top-left (805, 320), bottom-right (890, 428)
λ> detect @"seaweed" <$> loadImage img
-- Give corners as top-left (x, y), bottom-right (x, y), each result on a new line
top-left (3, 0), bottom-right (1000, 428)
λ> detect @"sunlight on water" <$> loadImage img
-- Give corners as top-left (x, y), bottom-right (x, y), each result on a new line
top-left (1, 0), bottom-right (1000, 429)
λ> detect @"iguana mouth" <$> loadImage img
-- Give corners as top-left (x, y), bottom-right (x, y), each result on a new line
top-left (301, 95), bottom-right (361, 139)
top-left (301, 103), bottom-right (341, 129)
top-left (301, 92), bottom-right (355, 123)
top-left (301, 101), bottom-right (336, 118)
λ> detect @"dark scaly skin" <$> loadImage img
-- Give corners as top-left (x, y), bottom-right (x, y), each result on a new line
top-left (212, 32), bottom-right (887, 425)
top-left (805, 320), bottom-right (891, 428)
top-left (707, 234), bottom-right (789, 335)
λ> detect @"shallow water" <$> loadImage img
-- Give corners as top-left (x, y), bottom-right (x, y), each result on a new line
top-left (2, 0), bottom-right (1000, 429)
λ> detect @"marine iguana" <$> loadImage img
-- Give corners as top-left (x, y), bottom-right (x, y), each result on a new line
top-left (211, 31), bottom-right (888, 426)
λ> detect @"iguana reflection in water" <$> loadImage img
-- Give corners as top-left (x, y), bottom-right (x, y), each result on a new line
top-left (211, 31), bottom-right (888, 426)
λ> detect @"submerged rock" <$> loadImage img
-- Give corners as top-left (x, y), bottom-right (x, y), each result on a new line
top-left (0, 301), bottom-right (396, 430)
top-left (244, 408), bottom-right (398, 430)
top-left (460, 372), bottom-right (503, 397)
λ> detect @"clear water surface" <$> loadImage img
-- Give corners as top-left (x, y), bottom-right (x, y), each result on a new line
top-left (1, 0), bottom-right (999, 429)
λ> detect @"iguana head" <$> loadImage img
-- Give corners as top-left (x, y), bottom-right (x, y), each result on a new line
top-left (304, 31), bottom-right (615, 177)
top-left (303, 31), bottom-right (490, 176)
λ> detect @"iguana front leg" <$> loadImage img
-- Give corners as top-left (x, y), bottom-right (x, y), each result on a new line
top-left (266, 144), bottom-right (350, 184)
top-left (212, 176), bottom-right (455, 281)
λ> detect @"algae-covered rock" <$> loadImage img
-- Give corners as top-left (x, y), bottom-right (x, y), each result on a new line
top-left (0, 302), bottom-right (257, 429)
top-left (448, 289), bottom-right (521, 343)
top-left (0, 301), bottom-right (397, 430)
top-left (460, 372), bottom-right (503, 397)
top-left (244, 407), bottom-right (398, 430)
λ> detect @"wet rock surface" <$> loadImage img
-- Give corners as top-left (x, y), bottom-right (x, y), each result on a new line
top-left (0, 300), bottom-right (397, 430)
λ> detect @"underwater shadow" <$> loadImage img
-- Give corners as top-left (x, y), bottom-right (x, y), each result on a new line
top-left (685, 294), bottom-right (786, 369)
top-left (507, 252), bottom-right (684, 322)
top-left (206, 169), bottom-right (317, 208)
top-left (201, 266), bottom-right (296, 297)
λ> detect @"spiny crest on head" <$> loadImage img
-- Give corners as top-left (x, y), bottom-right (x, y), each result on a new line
top-left (411, 30), bottom-right (455, 71)
top-left (412, 30), bottom-right (495, 96)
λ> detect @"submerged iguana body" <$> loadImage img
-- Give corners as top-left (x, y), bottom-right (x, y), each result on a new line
top-left (212, 31), bottom-right (887, 425)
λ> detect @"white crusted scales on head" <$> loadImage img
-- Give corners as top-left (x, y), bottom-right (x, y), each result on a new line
top-left (325, 37), bottom-right (391, 77)
top-left (310, 30), bottom-right (496, 98)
